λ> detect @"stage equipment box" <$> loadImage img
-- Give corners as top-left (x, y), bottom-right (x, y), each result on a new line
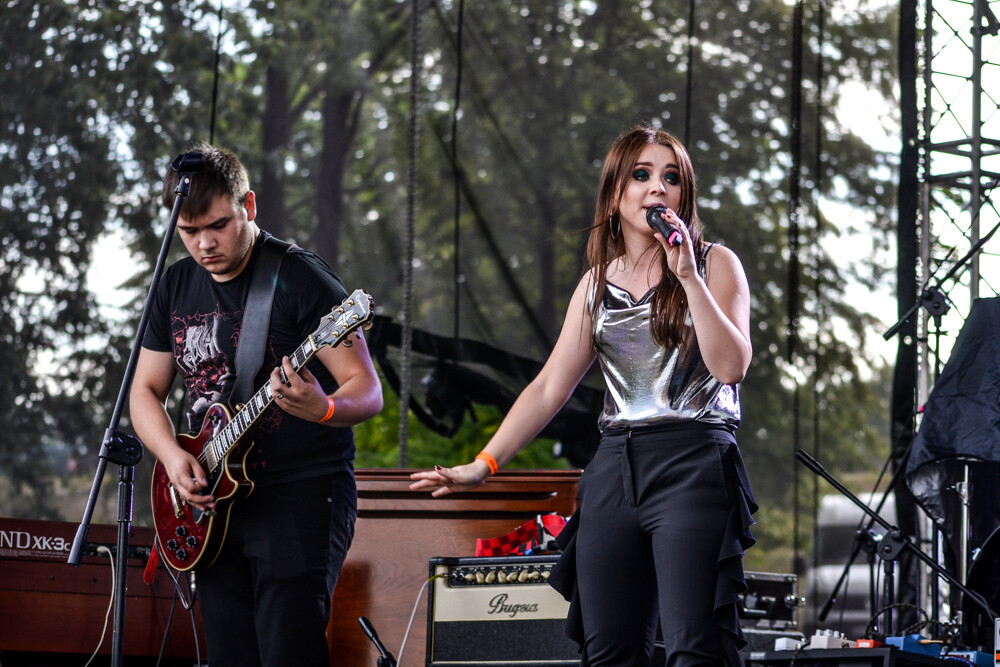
top-left (742, 571), bottom-right (801, 630)
top-left (427, 555), bottom-right (578, 666)
top-left (0, 517), bottom-right (202, 665)
top-left (326, 470), bottom-right (581, 666)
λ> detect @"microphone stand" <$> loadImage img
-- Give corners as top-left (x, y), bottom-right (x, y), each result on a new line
top-left (815, 433), bottom-right (913, 626)
top-left (67, 152), bottom-right (205, 667)
top-left (359, 616), bottom-right (398, 667)
top-left (796, 450), bottom-right (997, 638)
top-left (883, 218), bottom-right (1000, 342)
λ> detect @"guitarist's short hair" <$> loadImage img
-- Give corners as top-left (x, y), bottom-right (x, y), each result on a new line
top-left (161, 142), bottom-right (250, 218)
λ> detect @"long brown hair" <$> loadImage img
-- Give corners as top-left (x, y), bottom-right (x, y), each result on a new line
top-left (585, 125), bottom-right (705, 348)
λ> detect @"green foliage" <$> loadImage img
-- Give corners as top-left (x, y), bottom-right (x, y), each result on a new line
top-left (354, 375), bottom-right (571, 471)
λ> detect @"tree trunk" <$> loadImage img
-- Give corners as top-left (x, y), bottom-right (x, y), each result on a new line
top-left (315, 90), bottom-right (355, 267)
top-left (258, 64), bottom-right (290, 239)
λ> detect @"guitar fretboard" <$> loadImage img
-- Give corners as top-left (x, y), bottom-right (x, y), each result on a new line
top-left (203, 336), bottom-right (320, 473)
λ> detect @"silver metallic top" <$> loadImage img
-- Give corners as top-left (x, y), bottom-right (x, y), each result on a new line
top-left (591, 252), bottom-right (741, 431)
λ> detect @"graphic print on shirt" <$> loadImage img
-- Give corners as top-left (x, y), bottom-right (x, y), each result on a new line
top-left (171, 308), bottom-right (239, 433)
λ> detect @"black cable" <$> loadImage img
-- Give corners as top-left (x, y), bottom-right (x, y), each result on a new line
top-left (154, 590), bottom-right (178, 667)
top-left (683, 0), bottom-right (695, 147)
top-left (398, 0), bottom-right (424, 465)
top-left (208, 0), bottom-right (224, 144)
top-left (863, 601), bottom-right (927, 641)
top-left (809, 0), bottom-right (829, 629)
top-left (450, 0), bottom-right (465, 342)
top-left (789, 0), bottom-right (805, 583)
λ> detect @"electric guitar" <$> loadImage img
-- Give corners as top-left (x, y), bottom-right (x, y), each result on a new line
top-left (150, 288), bottom-right (374, 571)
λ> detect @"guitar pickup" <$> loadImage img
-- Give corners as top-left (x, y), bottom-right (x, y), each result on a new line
top-left (168, 483), bottom-right (186, 518)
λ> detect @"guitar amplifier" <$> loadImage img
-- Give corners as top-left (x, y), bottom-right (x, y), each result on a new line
top-left (426, 555), bottom-right (580, 666)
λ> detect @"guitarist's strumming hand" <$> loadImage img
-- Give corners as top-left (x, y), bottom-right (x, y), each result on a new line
top-left (162, 448), bottom-right (215, 511)
top-left (269, 355), bottom-right (330, 422)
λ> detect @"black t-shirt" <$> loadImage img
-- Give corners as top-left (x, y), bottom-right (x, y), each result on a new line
top-left (142, 231), bottom-right (356, 485)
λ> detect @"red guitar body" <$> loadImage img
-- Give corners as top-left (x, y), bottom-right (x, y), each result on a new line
top-left (150, 403), bottom-right (255, 571)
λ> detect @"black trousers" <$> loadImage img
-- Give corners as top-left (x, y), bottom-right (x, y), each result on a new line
top-left (575, 424), bottom-right (740, 666)
top-left (197, 471), bottom-right (357, 667)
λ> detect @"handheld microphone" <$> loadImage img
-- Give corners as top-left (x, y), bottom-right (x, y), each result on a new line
top-left (646, 206), bottom-right (683, 247)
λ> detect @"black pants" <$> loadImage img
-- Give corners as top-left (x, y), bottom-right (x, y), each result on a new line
top-left (197, 472), bottom-right (357, 667)
top-left (575, 424), bottom-right (739, 666)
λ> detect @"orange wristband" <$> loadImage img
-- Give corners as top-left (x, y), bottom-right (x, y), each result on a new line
top-left (319, 396), bottom-right (335, 423)
top-left (475, 451), bottom-right (499, 476)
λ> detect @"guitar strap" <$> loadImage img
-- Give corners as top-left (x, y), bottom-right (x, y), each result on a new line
top-left (231, 232), bottom-right (293, 406)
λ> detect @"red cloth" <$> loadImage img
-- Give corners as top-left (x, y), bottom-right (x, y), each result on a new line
top-left (474, 514), bottom-right (567, 557)
top-left (143, 543), bottom-right (161, 584)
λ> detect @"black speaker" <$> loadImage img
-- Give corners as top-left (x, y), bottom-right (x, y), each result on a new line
top-left (426, 555), bottom-right (579, 666)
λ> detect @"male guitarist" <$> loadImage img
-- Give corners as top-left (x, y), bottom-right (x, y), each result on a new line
top-left (129, 142), bottom-right (383, 667)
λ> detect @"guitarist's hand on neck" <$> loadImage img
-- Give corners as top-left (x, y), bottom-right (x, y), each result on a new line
top-left (269, 355), bottom-right (331, 422)
top-left (268, 329), bottom-right (381, 428)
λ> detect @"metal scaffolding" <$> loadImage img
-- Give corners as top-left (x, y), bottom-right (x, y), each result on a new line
top-left (916, 0), bottom-right (1000, 400)
top-left (894, 0), bottom-right (1000, 632)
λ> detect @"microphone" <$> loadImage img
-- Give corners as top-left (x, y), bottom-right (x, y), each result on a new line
top-left (358, 616), bottom-right (397, 667)
top-left (170, 151), bottom-right (206, 173)
top-left (646, 206), bottom-right (683, 247)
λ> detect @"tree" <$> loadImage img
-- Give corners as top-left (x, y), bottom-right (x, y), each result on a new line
top-left (1, 1), bottom-right (144, 516)
top-left (2, 0), bottom-right (901, 572)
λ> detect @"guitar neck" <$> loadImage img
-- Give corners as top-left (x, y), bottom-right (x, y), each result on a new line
top-left (203, 336), bottom-right (320, 473)
top-left (198, 288), bottom-right (373, 475)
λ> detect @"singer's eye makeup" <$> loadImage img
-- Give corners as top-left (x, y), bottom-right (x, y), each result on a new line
top-left (632, 167), bottom-right (681, 186)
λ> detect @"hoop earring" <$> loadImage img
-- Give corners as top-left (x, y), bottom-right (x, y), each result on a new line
top-left (608, 212), bottom-right (618, 240)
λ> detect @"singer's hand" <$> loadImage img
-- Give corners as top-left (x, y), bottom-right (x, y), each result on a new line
top-left (410, 462), bottom-right (489, 497)
top-left (654, 208), bottom-right (698, 282)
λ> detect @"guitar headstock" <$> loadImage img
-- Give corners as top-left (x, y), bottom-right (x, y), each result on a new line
top-left (314, 289), bottom-right (375, 349)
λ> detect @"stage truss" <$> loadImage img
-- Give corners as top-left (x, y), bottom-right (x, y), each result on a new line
top-left (915, 0), bottom-right (1000, 397)
top-left (900, 0), bottom-right (1000, 637)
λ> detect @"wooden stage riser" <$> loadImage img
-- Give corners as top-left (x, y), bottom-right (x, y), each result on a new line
top-left (1, 470), bottom-right (580, 665)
